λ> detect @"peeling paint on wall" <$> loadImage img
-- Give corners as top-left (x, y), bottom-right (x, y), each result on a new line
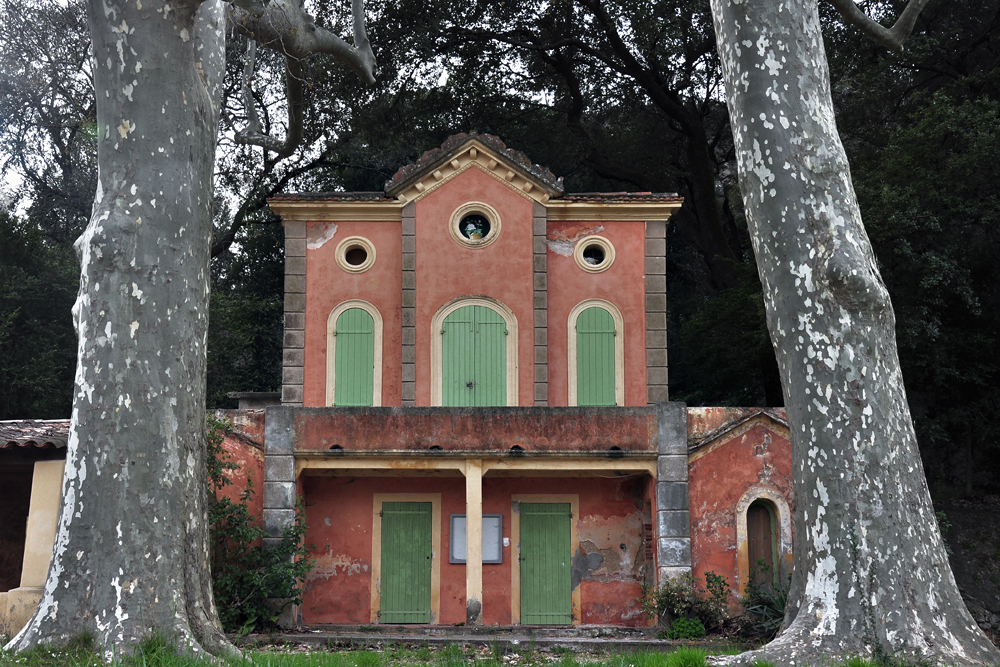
top-left (307, 222), bottom-right (338, 250)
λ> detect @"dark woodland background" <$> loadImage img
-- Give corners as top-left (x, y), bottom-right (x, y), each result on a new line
top-left (1, 0), bottom-right (998, 498)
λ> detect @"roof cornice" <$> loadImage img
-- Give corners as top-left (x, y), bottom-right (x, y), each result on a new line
top-left (267, 200), bottom-right (404, 221)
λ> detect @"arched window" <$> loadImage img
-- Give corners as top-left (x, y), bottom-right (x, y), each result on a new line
top-left (326, 300), bottom-right (383, 406)
top-left (567, 299), bottom-right (624, 406)
top-left (735, 488), bottom-right (792, 594)
top-left (431, 297), bottom-right (518, 406)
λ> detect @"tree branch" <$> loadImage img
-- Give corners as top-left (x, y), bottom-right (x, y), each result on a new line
top-left (233, 48), bottom-right (303, 159)
top-left (228, 0), bottom-right (376, 159)
top-left (825, 0), bottom-right (933, 52)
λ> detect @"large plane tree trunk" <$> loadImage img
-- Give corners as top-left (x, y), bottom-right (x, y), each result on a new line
top-left (4, 0), bottom-right (236, 658)
top-left (708, 1), bottom-right (999, 665)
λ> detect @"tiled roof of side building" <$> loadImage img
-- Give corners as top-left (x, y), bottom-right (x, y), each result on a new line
top-left (558, 192), bottom-right (683, 202)
top-left (384, 132), bottom-right (564, 196)
top-left (267, 191), bottom-right (391, 202)
top-left (0, 419), bottom-right (70, 449)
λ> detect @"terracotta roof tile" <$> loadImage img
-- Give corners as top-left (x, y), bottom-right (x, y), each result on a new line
top-left (267, 191), bottom-right (390, 202)
top-left (0, 419), bottom-right (70, 449)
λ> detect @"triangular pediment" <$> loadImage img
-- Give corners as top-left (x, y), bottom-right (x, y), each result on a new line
top-left (384, 133), bottom-right (564, 204)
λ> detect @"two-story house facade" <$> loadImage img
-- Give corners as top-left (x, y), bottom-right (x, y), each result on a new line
top-left (258, 132), bottom-right (793, 628)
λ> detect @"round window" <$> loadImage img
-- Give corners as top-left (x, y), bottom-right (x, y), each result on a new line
top-left (335, 236), bottom-right (376, 273)
top-left (573, 235), bottom-right (615, 273)
top-left (449, 202), bottom-right (501, 249)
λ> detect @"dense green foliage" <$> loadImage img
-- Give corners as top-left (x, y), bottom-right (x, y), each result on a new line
top-left (207, 416), bottom-right (313, 633)
top-left (0, 214), bottom-right (78, 419)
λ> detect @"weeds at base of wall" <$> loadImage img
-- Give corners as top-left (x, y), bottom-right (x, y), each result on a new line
top-left (207, 415), bottom-right (314, 635)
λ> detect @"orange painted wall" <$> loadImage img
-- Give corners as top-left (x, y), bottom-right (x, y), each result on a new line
top-left (212, 410), bottom-right (265, 522)
top-left (413, 169), bottom-right (536, 406)
top-left (300, 475), bottom-right (651, 626)
top-left (546, 221), bottom-right (648, 406)
top-left (687, 417), bottom-right (793, 605)
top-left (303, 220), bottom-right (402, 407)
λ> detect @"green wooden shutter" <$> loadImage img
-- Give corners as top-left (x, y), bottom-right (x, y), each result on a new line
top-left (520, 503), bottom-right (572, 625)
top-left (576, 306), bottom-right (616, 406)
top-left (334, 308), bottom-right (375, 406)
top-left (379, 502), bottom-right (432, 623)
top-left (442, 305), bottom-right (507, 406)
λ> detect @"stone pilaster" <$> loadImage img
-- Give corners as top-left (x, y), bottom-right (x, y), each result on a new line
top-left (646, 221), bottom-right (669, 405)
top-left (263, 406), bottom-right (296, 550)
top-left (533, 202), bottom-right (548, 406)
top-left (282, 221), bottom-right (306, 406)
top-left (655, 401), bottom-right (691, 582)
top-left (401, 202), bottom-right (417, 406)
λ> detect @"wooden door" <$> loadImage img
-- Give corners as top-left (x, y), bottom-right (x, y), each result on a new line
top-left (379, 502), bottom-right (432, 623)
top-left (576, 306), bottom-right (616, 405)
top-left (441, 305), bottom-right (507, 406)
top-left (519, 503), bottom-right (572, 625)
top-left (334, 307), bottom-right (375, 406)
top-left (747, 501), bottom-right (777, 586)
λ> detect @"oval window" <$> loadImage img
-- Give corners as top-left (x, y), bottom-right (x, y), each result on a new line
top-left (573, 235), bottom-right (615, 273)
top-left (335, 236), bottom-right (376, 273)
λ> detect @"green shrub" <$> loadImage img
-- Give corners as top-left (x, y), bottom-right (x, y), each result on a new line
top-left (666, 617), bottom-right (706, 640)
top-left (738, 562), bottom-right (789, 640)
top-left (641, 571), bottom-right (731, 632)
top-left (207, 415), bottom-right (313, 634)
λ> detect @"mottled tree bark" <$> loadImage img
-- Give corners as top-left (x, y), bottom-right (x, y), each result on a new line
top-left (708, 1), bottom-right (999, 665)
top-left (4, 0), bottom-right (234, 658)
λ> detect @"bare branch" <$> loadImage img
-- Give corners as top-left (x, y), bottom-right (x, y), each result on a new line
top-left (227, 0), bottom-right (376, 158)
top-left (233, 55), bottom-right (303, 159)
top-left (825, 0), bottom-right (934, 52)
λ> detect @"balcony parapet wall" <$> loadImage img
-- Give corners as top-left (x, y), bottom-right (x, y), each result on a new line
top-left (273, 405), bottom-right (661, 453)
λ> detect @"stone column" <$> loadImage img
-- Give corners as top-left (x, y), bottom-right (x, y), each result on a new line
top-left (645, 221), bottom-right (669, 405)
top-left (282, 220), bottom-right (306, 406)
top-left (401, 201), bottom-right (417, 406)
top-left (655, 402), bottom-right (691, 581)
top-left (533, 202), bottom-right (548, 406)
top-left (4, 459), bottom-right (65, 635)
top-left (465, 459), bottom-right (483, 625)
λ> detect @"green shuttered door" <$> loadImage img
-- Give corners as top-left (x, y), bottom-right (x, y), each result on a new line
top-left (334, 308), bottom-right (375, 406)
top-left (576, 307), bottom-right (616, 406)
top-left (379, 502), bottom-right (432, 623)
top-left (520, 503), bottom-right (572, 625)
top-left (442, 305), bottom-right (507, 406)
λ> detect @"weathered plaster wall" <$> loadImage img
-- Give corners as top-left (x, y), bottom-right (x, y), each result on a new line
top-left (303, 220), bottom-right (402, 407)
top-left (213, 409), bottom-right (266, 521)
top-left (687, 409), bottom-right (793, 605)
top-left (288, 407), bottom-right (658, 453)
top-left (546, 220), bottom-right (648, 407)
top-left (300, 475), bottom-right (650, 626)
top-left (413, 168), bottom-right (536, 406)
